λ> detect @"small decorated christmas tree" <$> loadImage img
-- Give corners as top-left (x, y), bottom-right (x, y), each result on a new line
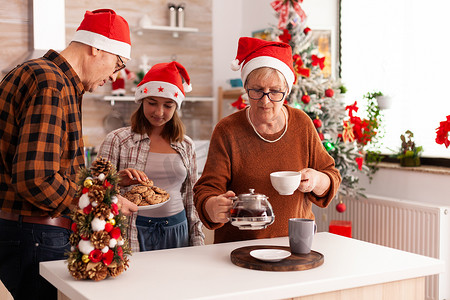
top-left (67, 157), bottom-right (130, 281)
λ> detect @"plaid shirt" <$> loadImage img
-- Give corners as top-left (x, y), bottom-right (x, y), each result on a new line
top-left (0, 50), bottom-right (85, 217)
top-left (98, 127), bottom-right (205, 252)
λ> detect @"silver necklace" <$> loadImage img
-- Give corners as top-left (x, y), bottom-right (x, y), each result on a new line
top-left (246, 107), bottom-right (288, 143)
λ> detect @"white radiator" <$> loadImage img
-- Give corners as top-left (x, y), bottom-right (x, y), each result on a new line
top-left (313, 195), bottom-right (450, 300)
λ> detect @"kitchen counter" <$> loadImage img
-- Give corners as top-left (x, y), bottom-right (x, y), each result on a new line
top-left (40, 232), bottom-right (444, 300)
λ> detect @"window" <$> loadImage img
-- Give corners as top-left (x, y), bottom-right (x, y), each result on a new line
top-left (340, 0), bottom-right (450, 158)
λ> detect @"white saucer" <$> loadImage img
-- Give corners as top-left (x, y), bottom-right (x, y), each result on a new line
top-left (138, 197), bottom-right (170, 211)
top-left (249, 249), bottom-right (291, 262)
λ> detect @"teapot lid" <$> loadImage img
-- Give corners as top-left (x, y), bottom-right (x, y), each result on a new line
top-left (237, 189), bottom-right (267, 199)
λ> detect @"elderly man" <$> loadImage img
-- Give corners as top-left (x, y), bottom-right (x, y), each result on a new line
top-left (0, 9), bottom-right (138, 299)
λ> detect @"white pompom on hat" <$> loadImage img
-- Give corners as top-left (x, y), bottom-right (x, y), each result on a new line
top-left (71, 9), bottom-right (131, 60)
top-left (135, 61), bottom-right (192, 109)
top-left (231, 37), bottom-right (296, 92)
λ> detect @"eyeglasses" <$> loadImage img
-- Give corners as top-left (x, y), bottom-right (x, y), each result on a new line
top-left (114, 55), bottom-right (126, 74)
top-left (247, 89), bottom-right (286, 102)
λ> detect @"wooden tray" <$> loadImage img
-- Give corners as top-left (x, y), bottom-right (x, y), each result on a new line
top-left (230, 245), bottom-right (324, 272)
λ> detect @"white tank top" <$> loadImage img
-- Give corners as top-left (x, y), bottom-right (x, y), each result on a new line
top-left (138, 152), bottom-right (187, 218)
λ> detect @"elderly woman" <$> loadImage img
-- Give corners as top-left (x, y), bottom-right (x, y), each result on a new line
top-left (194, 37), bottom-right (341, 243)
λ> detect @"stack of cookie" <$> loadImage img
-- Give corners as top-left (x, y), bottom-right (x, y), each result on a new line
top-left (123, 180), bottom-right (170, 206)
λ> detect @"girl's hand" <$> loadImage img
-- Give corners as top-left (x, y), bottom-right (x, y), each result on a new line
top-left (118, 168), bottom-right (149, 187)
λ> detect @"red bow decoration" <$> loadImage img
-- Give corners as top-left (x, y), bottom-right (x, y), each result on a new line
top-left (311, 55), bottom-right (325, 70)
top-left (293, 54), bottom-right (310, 77)
top-left (271, 0), bottom-right (306, 30)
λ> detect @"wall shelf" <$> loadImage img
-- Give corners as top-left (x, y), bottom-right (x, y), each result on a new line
top-left (103, 95), bottom-right (213, 106)
top-left (134, 25), bottom-right (199, 38)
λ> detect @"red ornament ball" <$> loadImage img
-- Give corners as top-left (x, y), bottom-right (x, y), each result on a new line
top-left (313, 118), bottom-right (322, 128)
top-left (304, 27), bottom-right (311, 34)
top-left (301, 94), bottom-right (310, 104)
top-left (336, 201), bottom-right (346, 213)
top-left (325, 88), bottom-right (334, 98)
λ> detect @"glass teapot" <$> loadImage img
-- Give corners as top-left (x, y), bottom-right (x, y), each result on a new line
top-left (229, 189), bottom-right (275, 230)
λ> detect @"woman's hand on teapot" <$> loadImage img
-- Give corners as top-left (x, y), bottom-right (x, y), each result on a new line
top-left (205, 190), bottom-right (235, 224)
top-left (298, 168), bottom-right (330, 195)
top-left (118, 168), bottom-right (149, 187)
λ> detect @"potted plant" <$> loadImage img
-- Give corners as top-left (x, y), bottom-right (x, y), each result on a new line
top-left (394, 130), bottom-right (423, 167)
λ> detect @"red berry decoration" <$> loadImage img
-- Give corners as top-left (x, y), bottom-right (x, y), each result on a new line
top-left (301, 94), bottom-right (311, 104)
top-left (325, 88), bottom-right (334, 98)
top-left (304, 27), bottom-right (311, 34)
top-left (313, 118), bottom-right (322, 128)
top-left (336, 201), bottom-right (346, 213)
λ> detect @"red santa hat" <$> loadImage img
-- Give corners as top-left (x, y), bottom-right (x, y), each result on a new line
top-left (135, 61), bottom-right (192, 109)
top-left (231, 37), bottom-right (296, 92)
top-left (71, 9), bottom-right (131, 60)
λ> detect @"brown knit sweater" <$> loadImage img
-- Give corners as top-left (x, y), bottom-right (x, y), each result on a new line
top-left (194, 105), bottom-right (341, 243)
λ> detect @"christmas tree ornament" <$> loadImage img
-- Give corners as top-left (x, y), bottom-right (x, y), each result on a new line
top-left (336, 201), bottom-right (346, 213)
top-left (301, 94), bottom-right (311, 104)
top-left (303, 27), bottom-right (311, 34)
top-left (313, 118), bottom-right (322, 128)
top-left (67, 156), bottom-right (130, 281)
top-left (325, 88), bottom-right (334, 98)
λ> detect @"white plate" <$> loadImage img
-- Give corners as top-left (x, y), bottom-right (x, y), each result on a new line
top-left (138, 197), bottom-right (170, 211)
top-left (249, 249), bottom-right (291, 262)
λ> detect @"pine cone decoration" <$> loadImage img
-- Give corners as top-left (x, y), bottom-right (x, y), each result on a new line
top-left (68, 260), bottom-right (87, 280)
top-left (108, 262), bottom-right (125, 278)
top-left (91, 231), bottom-right (111, 250)
top-left (87, 264), bottom-right (108, 281)
top-left (69, 232), bottom-right (80, 246)
top-left (90, 156), bottom-right (113, 177)
top-left (92, 202), bottom-right (111, 219)
top-left (88, 185), bottom-right (105, 204)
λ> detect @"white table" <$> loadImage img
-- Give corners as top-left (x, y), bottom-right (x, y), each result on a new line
top-left (40, 232), bottom-right (444, 300)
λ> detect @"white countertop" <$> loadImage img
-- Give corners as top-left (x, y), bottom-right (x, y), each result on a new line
top-left (40, 232), bottom-right (444, 300)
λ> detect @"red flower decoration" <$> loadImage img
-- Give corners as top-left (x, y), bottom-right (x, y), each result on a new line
top-left (436, 115), bottom-right (450, 148)
top-left (110, 227), bottom-right (121, 240)
top-left (111, 203), bottom-right (119, 215)
top-left (83, 204), bottom-right (93, 215)
top-left (103, 180), bottom-right (112, 189)
top-left (117, 246), bottom-right (124, 260)
top-left (89, 249), bottom-right (103, 263)
top-left (303, 27), bottom-right (311, 34)
top-left (71, 222), bottom-right (77, 233)
top-left (102, 250), bottom-right (114, 266)
top-left (279, 29), bottom-right (291, 43)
